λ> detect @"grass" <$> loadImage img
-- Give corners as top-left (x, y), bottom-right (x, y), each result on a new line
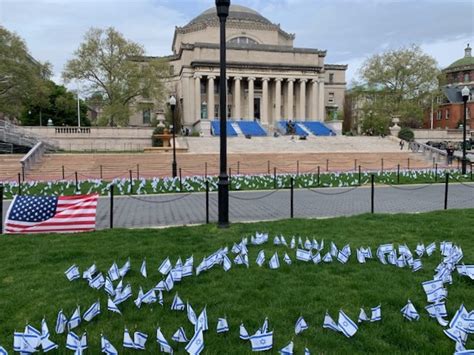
top-left (2, 168), bottom-right (473, 200)
top-left (0, 210), bottom-right (473, 354)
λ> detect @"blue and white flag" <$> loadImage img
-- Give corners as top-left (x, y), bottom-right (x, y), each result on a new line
top-left (172, 327), bottom-right (189, 343)
top-left (134, 287), bottom-right (144, 308)
top-left (83, 263), bottom-right (97, 280)
top-left (164, 273), bottom-right (174, 292)
top-left (68, 306), bottom-right (81, 330)
top-left (357, 249), bottom-right (366, 263)
top-left (304, 347), bottom-right (311, 355)
top-left (358, 308), bottom-right (369, 323)
top-left (222, 254), bottom-right (232, 272)
top-left (401, 300), bottom-right (420, 321)
top-left (83, 300), bottom-right (100, 322)
top-left (187, 302), bottom-right (197, 326)
top-left (274, 236), bottom-right (281, 245)
top-left (89, 272), bottom-right (105, 290)
top-left (141, 289), bottom-right (158, 305)
top-left (104, 277), bottom-right (115, 297)
top-left (40, 318), bottom-right (58, 353)
top-left (422, 279), bottom-right (444, 294)
top-left (14, 331), bottom-right (39, 353)
top-left (323, 312), bottom-right (340, 332)
top-left (338, 310), bottom-right (358, 338)
top-left (298, 237), bottom-right (304, 249)
top-left (296, 249), bottom-right (311, 262)
top-left (256, 250), bottom-right (265, 267)
top-left (280, 236), bottom-right (288, 246)
top-left (370, 305), bottom-right (381, 322)
top-left (304, 238), bottom-right (312, 250)
top-left (101, 335), bottom-right (118, 355)
top-left (425, 287), bottom-right (448, 303)
top-left (444, 327), bottom-right (468, 344)
top-left (412, 259), bottom-right (422, 272)
top-left (290, 237), bottom-right (296, 249)
top-left (312, 253), bottom-right (321, 264)
top-left (330, 242), bottom-right (338, 257)
top-left (269, 252), bottom-right (280, 269)
top-left (65, 264), bottom-right (80, 281)
top-left (279, 341), bottom-right (293, 355)
top-left (283, 253), bottom-right (292, 265)
top-left (114, 283), bottom-right (132, 305)
top-left (118, 258), bottom-right (131, 278)
top-left (185, 328), bottom-right (204, 355)
top-left (415, 243), bottom-right (425, 257)
top-left (249, 331), bottom-right (273, 351)
top-left (425, 302), bottom-right (448, 318)
top-left (107, 298), bottom-right (122, 315)
top-left (55, 310), bottom-right (67, 334)
top-left (108, 262), bottom-right (120, 281)
top-left (240, 323), bottom-right (250, 340)
top-left (426, 242), bottom-right (436, 256)
top-left (217, 318), bottom-right (229, 333)
top-left (114, 280), bottom-right (123, 295)
top-left (337, 250), bottom-right (349, 264)
top-left (0, 346), bottom-right (7, 355)
top-left (322, 252), bottom-right (333, 263)
top-left (295, 316), bottom-right (309, 335)
top-left (182, 256), bottom-right (194, 277)
top-left (156, 327), bottom-right (174, 353)
top-left (66, 332), bottom-right (87, 354)
top-left (140, 259), bottom-right (147, 278)
top-left (171, 293), bottom-right (185, 311)
top-left (158, 257), bottom-right (173, 275)
top-left (123, 329), bottom-right (148, 350)
top-left (196, 307), bottom-right (208, 332)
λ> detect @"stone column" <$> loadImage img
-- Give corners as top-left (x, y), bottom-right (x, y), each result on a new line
top-left (299, 79), bottom-right (307, 121)
top-left (287, 78), bottom-right (295, 120)
top-left (194, 74), bottom-right (202, 120)
top-left (208, 76), bottom-right (215, 120)
top-left (262, 77), bottom-right (269, 125)
top-left (234, 76), bottom-right (242, 119)
top-left (248, 77), bottom-right (255, 119)
top-left (311, 79), bottom-right (318, 120)
top-left (274, 78), bottom-right (282, 123)
top-left (318, 77), bottom-right (325, 121)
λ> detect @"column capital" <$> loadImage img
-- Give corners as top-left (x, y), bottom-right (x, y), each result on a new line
top-left (287, 78), bottom-right (296, 82)
top-left (300, 78), bottom-right (308, 83)
top-left (274, 78), bottom-right (284, 82)
top-left (247, 76), bottom-right (256, 81)
top-left (193, 74), bottom-right (202, 79)
top-left (311, 78), bottom-right (319, 84)
top-left (208, 75), bottom-right (216, 80)
top-left (233, 76), bottom-right (242, 81)
top-left (261, 77), bottom-right (270, 82)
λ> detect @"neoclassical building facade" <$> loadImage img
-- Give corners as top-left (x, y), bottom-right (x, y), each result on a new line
top-left (131, 5), bottom-right (347, 132)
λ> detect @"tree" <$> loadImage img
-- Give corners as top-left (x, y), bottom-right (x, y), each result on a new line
top-left (0, 26), bottom-right (51, 118)
top-left (63, 27), bottom-right (168, 126)
top-left (20, 81), bottom-right (89, 126)
top-left (358, 45), bottom-right (440, 131)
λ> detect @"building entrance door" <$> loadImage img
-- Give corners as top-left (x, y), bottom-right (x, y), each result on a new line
top-left (254, 98), bottom-right (261, 120)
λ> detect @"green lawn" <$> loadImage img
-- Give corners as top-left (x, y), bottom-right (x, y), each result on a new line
top-left (0, 210), bottom-right (473, 354)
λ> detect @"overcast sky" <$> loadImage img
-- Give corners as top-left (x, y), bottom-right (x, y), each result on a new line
top-left (1, 0), bottom-right (473, 87)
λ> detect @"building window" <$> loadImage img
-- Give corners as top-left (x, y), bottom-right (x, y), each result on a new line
top-left (142, 109), bottom-right (151, 124)
top-left (200, 81), bottom-right (206, 95)
top-left (329, 73), bottom-right (334, 83)
top-left (464, 73), bottom-right (470, 82)
top-left (214, 105), bottom-right (219, 119)
top-left (328, 92), bottom-right (335, 103)
top-left (169, 65), bottom-right (174, 76)
top-left (437, 111), bottom-right (442, 120)
top-left (227, 104), bottom-right (232, 118)
top-left (445, 109), bottom-right (450, 120)
top-left (228, 36), bottom-right (258, 45)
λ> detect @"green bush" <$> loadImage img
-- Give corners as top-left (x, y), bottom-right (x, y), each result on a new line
top-left (398, 127), bottom-right (414, 141)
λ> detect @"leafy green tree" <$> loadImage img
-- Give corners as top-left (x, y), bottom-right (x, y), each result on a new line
top-left (358, 45), bottom-right (440, 131)
top-left (63, 27), bottom-right (168, 126)
top-left (20, 81), bottom-right (89, 126)
top-left (0, 26), bottom-right (51, 117)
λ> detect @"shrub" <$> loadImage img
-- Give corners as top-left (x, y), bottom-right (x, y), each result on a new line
top-left (398, 127), bottom-right (414, 141)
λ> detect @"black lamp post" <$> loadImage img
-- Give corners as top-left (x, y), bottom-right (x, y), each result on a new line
top-left (461, 86), bottom-right (470, 174)
top-left (216, 0), bottom-right (230, 227)
top-left (169, 95), bottom-right (177, 178)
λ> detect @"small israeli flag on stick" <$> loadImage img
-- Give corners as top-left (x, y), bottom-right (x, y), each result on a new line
top-left (338, 310), bottom-right (358, 338)
top-left (358, 308), bottom-right (369, 323)
top-left (55, 310), bottom-right (67, 334)
top-left (323, 312), bottom-right (340, 333)
top-left (370, 305), bottom-right (382, 322)
top-left (118, 258), bottom-right (131, 278)
top-left (279, 341), bottom-right (293, 355)
top-left (65, 265), bottom-right (80, 281)
top-left (83, 300), bottom-right (100, 322)
top-left (217, 318), bottom-right (229, 333)
top-left (158, 257), bottom-right (172, 275)
top-left (156, 327), bottom-right (174, 353)
top-left (400, 300), bottom-right (419, 321)
top-left (187, 302), bottom-right (197, 326)
top-left (196, 307), bottom-right (208, 332)
top-left (67, 306), bottom-right (81, 330)
top-left (256, 250), bottom-right (265, 267)
top-left (222, 254), bottom-right (232, 272)
top-left (108, 262), bottom-right (120, 281)
top-left (295, 316), bottom-right (309, 335)
top-left (269, 252), bottom-right (280, 269)
top-left (249, 330), bottom-right (273, 351)
top-left (104, 277), bottom-right (115, 297)
top-left (172, 327), bottom-right (189, 343)
top-left (304, 347), bottom-right (311, 355)
top-left (185, 328), bottom-right (204, 355)
top-left (283, 253), bottom-right (292, 265)
top-left (240, 323), bottom-right (250, 340)
top-left (171, 293), bottom-right (185, 311)
top-left (0, 346), bottom-right (7, 355)
top-left (101, 334), bottom-right (118, 355)
top-left (140, 259), bottom-right (147, 278)
top-left (107, 298), bottom-right (122, 315)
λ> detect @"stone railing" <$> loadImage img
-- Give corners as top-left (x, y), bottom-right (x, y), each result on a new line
top-left (55, 127), bottom-right (91, 134)
top-left (20, 142), bottom-right (46, 175)
top-left (411, 141), bottom-right (448, 164)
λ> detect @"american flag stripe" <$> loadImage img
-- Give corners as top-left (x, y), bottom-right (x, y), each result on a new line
top-left (5, 194), bottom-right (98, 234)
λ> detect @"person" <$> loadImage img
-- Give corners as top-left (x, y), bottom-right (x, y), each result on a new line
top-left (399, 140), bottom-right (405, 150)
top-left (446, 144), bottom-right (455, 165)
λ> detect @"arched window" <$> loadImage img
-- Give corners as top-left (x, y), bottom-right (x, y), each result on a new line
top-left (228, 36), bottom-right (258, 45)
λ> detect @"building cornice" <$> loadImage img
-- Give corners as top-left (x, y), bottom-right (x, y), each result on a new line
top-left (191, 42), bottom-right (326, 55)
top-left (190, 60), bottom-right (323, 73)
top-left (324, 64), bottom-right (348, 70)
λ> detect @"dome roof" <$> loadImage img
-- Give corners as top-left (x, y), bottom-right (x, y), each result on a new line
top-left (187, 5), bottom-right (272, 27)
top-left (446, 44), bottom-right (474, 70)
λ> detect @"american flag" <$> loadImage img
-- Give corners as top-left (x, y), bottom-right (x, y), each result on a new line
top-left (5, 194), bottom-right (98, 234)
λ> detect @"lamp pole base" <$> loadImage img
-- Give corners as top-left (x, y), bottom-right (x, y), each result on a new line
top-left (172, 161), bottom-right (177, 178)
top-left (217, 173), bottom-right (229, 228)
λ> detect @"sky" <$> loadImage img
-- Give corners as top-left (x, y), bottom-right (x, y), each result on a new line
top-left (1, 0), bottom-right (473, 87)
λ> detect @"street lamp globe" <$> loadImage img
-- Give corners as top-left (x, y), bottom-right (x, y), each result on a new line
top-left (168, 95), bottom-right (177, 107)
top-left (462, 86), bottom-right (470, 100)
top-left (216, 0), bottom-right (230, 18)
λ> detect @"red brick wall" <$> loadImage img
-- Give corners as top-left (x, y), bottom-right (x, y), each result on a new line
top-left (423, 102), bottom-right (474, 129)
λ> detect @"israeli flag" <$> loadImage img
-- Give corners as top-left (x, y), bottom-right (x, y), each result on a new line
top-left (338, 310), bottom-right (358, 338)
top-left (296, 249), bottom-right (311, 262)
top-left (107, 298), bottom-right (122, 315)
top-left (269, 252), bottom-right (280, 269)
top-left (323, 312), bottom-right (340, 332)
top-left (156, 327), bottom-right (174, 353)
top-left (357, 249), bottom-right (366, 263)
top-left (83, 300), bottom-right (101, 322)
top-left (449, 304), bottom-right (470, 330)
top-left (55, 310), bottom-right (67, 334)
top-left (311, 252), bottom-right (321, 264)
top-left (295, 316), bottom-right (309, 335)
top-left (444, 327), bottom-right (468, 345)
top-left (412, 259), bottom-right (422, 272)
top-left (89, 272), bottom-right (105, 290)
top-left (283, 253), bottom-right (292, 265)
top-left (274, 236), bottom-right (281, 245)
top-left (83, 263), bottom-right (97, 280)
top-left (240, 323), bottom-right (250, 340)
top-left (114, 283), bottom-right (132, 305)
top-left (196, 307), bottom-right (208, 332)
top-left (222, 255), bottom-right (232, 272)
top-left (279, 341), bottom-right (293, 355)
top-left (68, 306), bottom-right (81, 330)
top-left (101, 334), bottom-right (118, 355)
top-left (330, 242), bottom-right (338, 257)
top-left (65, 264), bottom-right (80, 281)
top-left (13, 331), bottom-right (38, 353)
top-left (140, 259), bottom-right (147, 278)
top-left (322, 252), bottom-right (333, 263)
top-left (108, 262), bottom-right (120, 281)
top-left (280, 236), bottom-right (288, 246)
top-left (114, 280), bottom-right (123, 295)
top-left (40, 319), bottom-right (58, 352)
top-left (422, 279), bottom-right (443, 294)
top-left (256, 250), bottom-right (265, 267)
top-left (298, 237), bottom-right (304, 249)
top-left (425, 302), bottom-right (448, 319)
top-left (426, 287), bottom-right (448, 303)
top-left (185, 328), bottom-right (204, 355)
top-left (337, 250), bottom-right (349, 264)
top-left (158, 257), bottom-right (173, 275)
top-left (426, 242), bottom-right (436, 256)
top-left (135, 287), bottom-right (144, 308)
top-left (182, 256), bottom-right (194, 277)
top-left (304, 347), bottom-right (311, 355)
top-left (249, 331), bottom-right (273, 351)
top-left (66, 332), bottom-right (87, 354)
top-left (172, 327), bottom-right (189, 343)
top-left (370, 305), bottom-right (381, 322)
top-left (304, 238), bottom-right (312, 250)
top-left (358, 308), bottom-right (369, 323)
top-left (401, 300), bottom-right (420, 321)
top-left (260, 318), bottom-right (269, 334)
top-left (187, 302), bottom-right (197, 326)
top-left (141, 289), bottom-right (158, 305)
top-left (290, 237), bottom-right (296, 249)
top-left (217, 318), bottom-right (229, 333)
top-left (231, 243), bottom-right (241, 254)
top-left (118, 258), bottom-right (131, 278)
top-left (164, 273), bottom-right (174, 292)
top-left (104, 277), bottom-right (115, 297)
top-left (171, 293), bottom-right (185, 311)
top-left (415, 243), bottom-right (425, 257)
top-left (0, 346), bottom-right (7, 355)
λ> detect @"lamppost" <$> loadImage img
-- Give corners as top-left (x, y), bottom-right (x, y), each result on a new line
top-left (169, 95), bottom-right (177, 178)
top-left (461, 86), bottom-right (470, 174)
top-left (216, 0), bottom-right (230, 227)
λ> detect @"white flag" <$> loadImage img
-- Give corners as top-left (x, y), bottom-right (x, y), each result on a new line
top-left (217, 318), bottom-right (229, 333)
top-left (156, 327), bottom-right (173, 353)
top-left (185, 328), bottom-right (204, 355)
top-left (101, 335), bottom-right (118, 355)
top-left (158, 257), bottom-right (172, 275)
top-left (338, 310), bottom-right (358, 338)
top-left (283, 253), bottom-right (292, 265)
top-left (279, 341), bottom-right (294, 355)
top-left (358, 308), bottom-right (369, 323)
top-left (269, 252), bottom-right (280, 269)
top-left (140, 259), bottom-right (147, 278)
top-left (240, 323), bottom-right (250, 340)
top-left (65, 264), bottom-right (80, 281)
top-left (83, 300), bottom-right (100, 322)
top-left (249, 331), bottom-right (273, 351)
top-left (370, 305), bottom-right (381, 322)
top-left (107, 298), bottom-right (122, 315)
top-left (295, 316), bottom-right (309, 335)
top-left (68, 306), bottom-right (81, 330)
top-left (323, 312), bottom-right (340, 332)
top-left (55, 310), bottom-right (67, 334)
top-left (256, 250), bottom-right (265, 267)
top-left (171, 293), bottom-right (185, 311)
top-left (172, 327), bottom-right (189, 343)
